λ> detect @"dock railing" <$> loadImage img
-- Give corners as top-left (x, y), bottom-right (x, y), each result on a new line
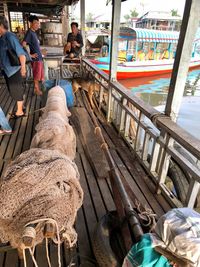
top-left (82, 58), bottom-right (200, 209)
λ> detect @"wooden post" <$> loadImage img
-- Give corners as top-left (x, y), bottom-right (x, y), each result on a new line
top-left (80, 0), bottom-right (86, 56)
top-left (3, 3), bottom-right (10, 31)
top-left (165, 0), bottom-right (200, 122)
top-left (107, 0), bottom-right (121, 122)
top-left (109, 0), bottom-right (121, 81)
top-left (62, 5), bottom-right (70, 45)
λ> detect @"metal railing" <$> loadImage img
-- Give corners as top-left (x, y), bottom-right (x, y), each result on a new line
top-left (81, 58), bottom-right (200, 209)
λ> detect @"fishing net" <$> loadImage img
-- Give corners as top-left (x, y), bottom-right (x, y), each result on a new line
top-left (42, 86), bottom-right (71, 120)
top-left (31, 111), bottom-right (76, 160)
top-left (0, 148), bottom-right (83, 251)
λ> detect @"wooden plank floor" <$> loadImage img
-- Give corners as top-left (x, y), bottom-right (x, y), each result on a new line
top-left (0, 81), bottom-right (172, 267)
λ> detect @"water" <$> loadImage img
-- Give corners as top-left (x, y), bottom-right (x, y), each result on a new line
top-left (120, 68), bottom-right (200, 139)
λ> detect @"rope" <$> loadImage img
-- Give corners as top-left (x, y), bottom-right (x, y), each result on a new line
top-left (29, 247), bottom-right (39, 267)
top-left (100, 142), bottom-right (108, 150)
top-left (94, 126), bottom-right (101, 134)
top-left (135, 199), bottom-right (157, 229)
top-left (23, 226), bottom-right (36, 241)
top-left (23, 249), bottom-right (27, 267)
top-left (46, 238), bottom-right (52, 267)
top-left (28, 107), bottom-right (45, 116)
top-left (24, 218), bottom-right (61, 267)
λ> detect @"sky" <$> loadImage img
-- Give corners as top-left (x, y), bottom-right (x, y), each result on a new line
top-left (72, 0), bottom-right (186, 21)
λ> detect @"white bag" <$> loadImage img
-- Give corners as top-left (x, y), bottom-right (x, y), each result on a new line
top-left (152, 208), bottom-right (200, 267)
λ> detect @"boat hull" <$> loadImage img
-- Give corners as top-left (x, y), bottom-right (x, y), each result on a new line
top-left (91, 59), bottom-right (200, 79)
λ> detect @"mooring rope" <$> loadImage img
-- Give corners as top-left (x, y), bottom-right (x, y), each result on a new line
top-left (135, 199), bottom-right (157, 229)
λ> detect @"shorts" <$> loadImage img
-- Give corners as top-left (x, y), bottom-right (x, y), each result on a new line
top-left (3, 70), bottom-right (24, 101)
top-left (31, 61), bottom-right (44, 81)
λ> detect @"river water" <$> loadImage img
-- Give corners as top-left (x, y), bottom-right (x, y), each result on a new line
top-left (120, 68), bottom-right (200, 140)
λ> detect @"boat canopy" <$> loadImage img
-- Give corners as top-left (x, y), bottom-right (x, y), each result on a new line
top-left (119, 27), bottom-right (180, 43)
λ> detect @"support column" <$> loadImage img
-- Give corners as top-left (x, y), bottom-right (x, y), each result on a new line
top-left (3, 3), bottom-right (10, 31)
top-left (80, 0), bottom-right (86, 56)
top-left (165, 0), bottom-right (200, 121)
top-left (109, 0), bottom-right (121, 81)
top-left (107, 0), bottom-right (121, 122)
top-left (62, 5), bottom-right (70, 45)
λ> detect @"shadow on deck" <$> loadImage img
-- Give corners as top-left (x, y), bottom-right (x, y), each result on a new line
top-left (0, 80), bottom-right (171, 266)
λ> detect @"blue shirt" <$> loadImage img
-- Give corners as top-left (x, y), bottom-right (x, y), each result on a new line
top-left (0, 32), bottom-right (26, 77)
top-left (24, 29), bottom-right (43, 62)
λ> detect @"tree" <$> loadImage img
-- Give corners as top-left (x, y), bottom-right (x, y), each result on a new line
top-left (124, 8), bottom-right (138, 22)
top-left (171, 9), bottom-right (179, 17)
top-left (130, 9), bottom-right (139, 18)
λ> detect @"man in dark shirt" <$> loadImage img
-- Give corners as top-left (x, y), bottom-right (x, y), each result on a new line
top-left (23, 15), bottom-right (44, 96)
top-left (64, 22), bottom-right (83, 59)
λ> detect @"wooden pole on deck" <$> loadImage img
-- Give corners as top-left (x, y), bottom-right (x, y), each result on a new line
top-left (165, 0), bottom-right (200, 122)
top-left (107, 0), bottom-right (121, 122)
top-left (80, 0), bottom-right (86, 56)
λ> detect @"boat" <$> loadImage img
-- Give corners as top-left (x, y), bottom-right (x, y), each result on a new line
top-left (85, 29), bottom-right (109, 58)
top-left (91, 27), bottom-right (200, 79)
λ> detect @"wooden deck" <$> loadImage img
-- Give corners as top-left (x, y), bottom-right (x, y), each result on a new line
top-left (0, 80), bottom-right (171, 266)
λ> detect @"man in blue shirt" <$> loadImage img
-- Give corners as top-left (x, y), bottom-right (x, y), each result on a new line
top-left (23, 15), bottom-right (44, 96)
top-left (0, 16), bottom-right (26, 119)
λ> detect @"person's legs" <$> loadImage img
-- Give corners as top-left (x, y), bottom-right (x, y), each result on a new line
top-left (34, 80), bottom-right (41, 95)
top-left (32, 61), bottom-right (44, 95)
top-left (3, 70), bottom-right (25, 116)
top-left (64, 42), bottom-right (71, 55)
top-left (0, 107), bottom-right (12, 132)
top-left (16, 101), bottom-right (24, 116)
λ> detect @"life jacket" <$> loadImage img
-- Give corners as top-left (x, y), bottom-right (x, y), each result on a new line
top-left (161, 50), bottom-right (169, 59)
top-left (138, 50), bottom-right (145, 61)
top-left (146, 50), bottom-right (154, 60)
top-left (118, 51), bottom-right (126, 63)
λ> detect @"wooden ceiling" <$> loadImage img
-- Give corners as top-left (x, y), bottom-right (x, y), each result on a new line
top-left (4, 0), bottom-right (79, 5)
top-left (5, 0), bottom-right (79, 15)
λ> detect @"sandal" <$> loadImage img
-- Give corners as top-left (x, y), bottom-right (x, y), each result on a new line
top-left (0, 129), bottom-right (13, 136)
top-left (10, 113), bottom-right (26, 119)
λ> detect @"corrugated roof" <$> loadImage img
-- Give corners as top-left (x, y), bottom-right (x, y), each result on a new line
top-left (120, 27), bottom-right (179, 43)
top-left (119, 27), bottom-right (200, 44)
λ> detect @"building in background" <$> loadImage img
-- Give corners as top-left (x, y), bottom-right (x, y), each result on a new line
top-left (86, 13), bottom-right (111, 30)
top-left (136, 11), bottom-right (182, 31)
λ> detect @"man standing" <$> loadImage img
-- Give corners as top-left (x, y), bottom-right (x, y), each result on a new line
top-left (64, 22), bottom-right (83, 59)
top-left (23, 15), bottom-right (44, 96)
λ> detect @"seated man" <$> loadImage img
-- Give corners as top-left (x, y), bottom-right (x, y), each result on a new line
top-left (64, 22), bottom-right (83, 59)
